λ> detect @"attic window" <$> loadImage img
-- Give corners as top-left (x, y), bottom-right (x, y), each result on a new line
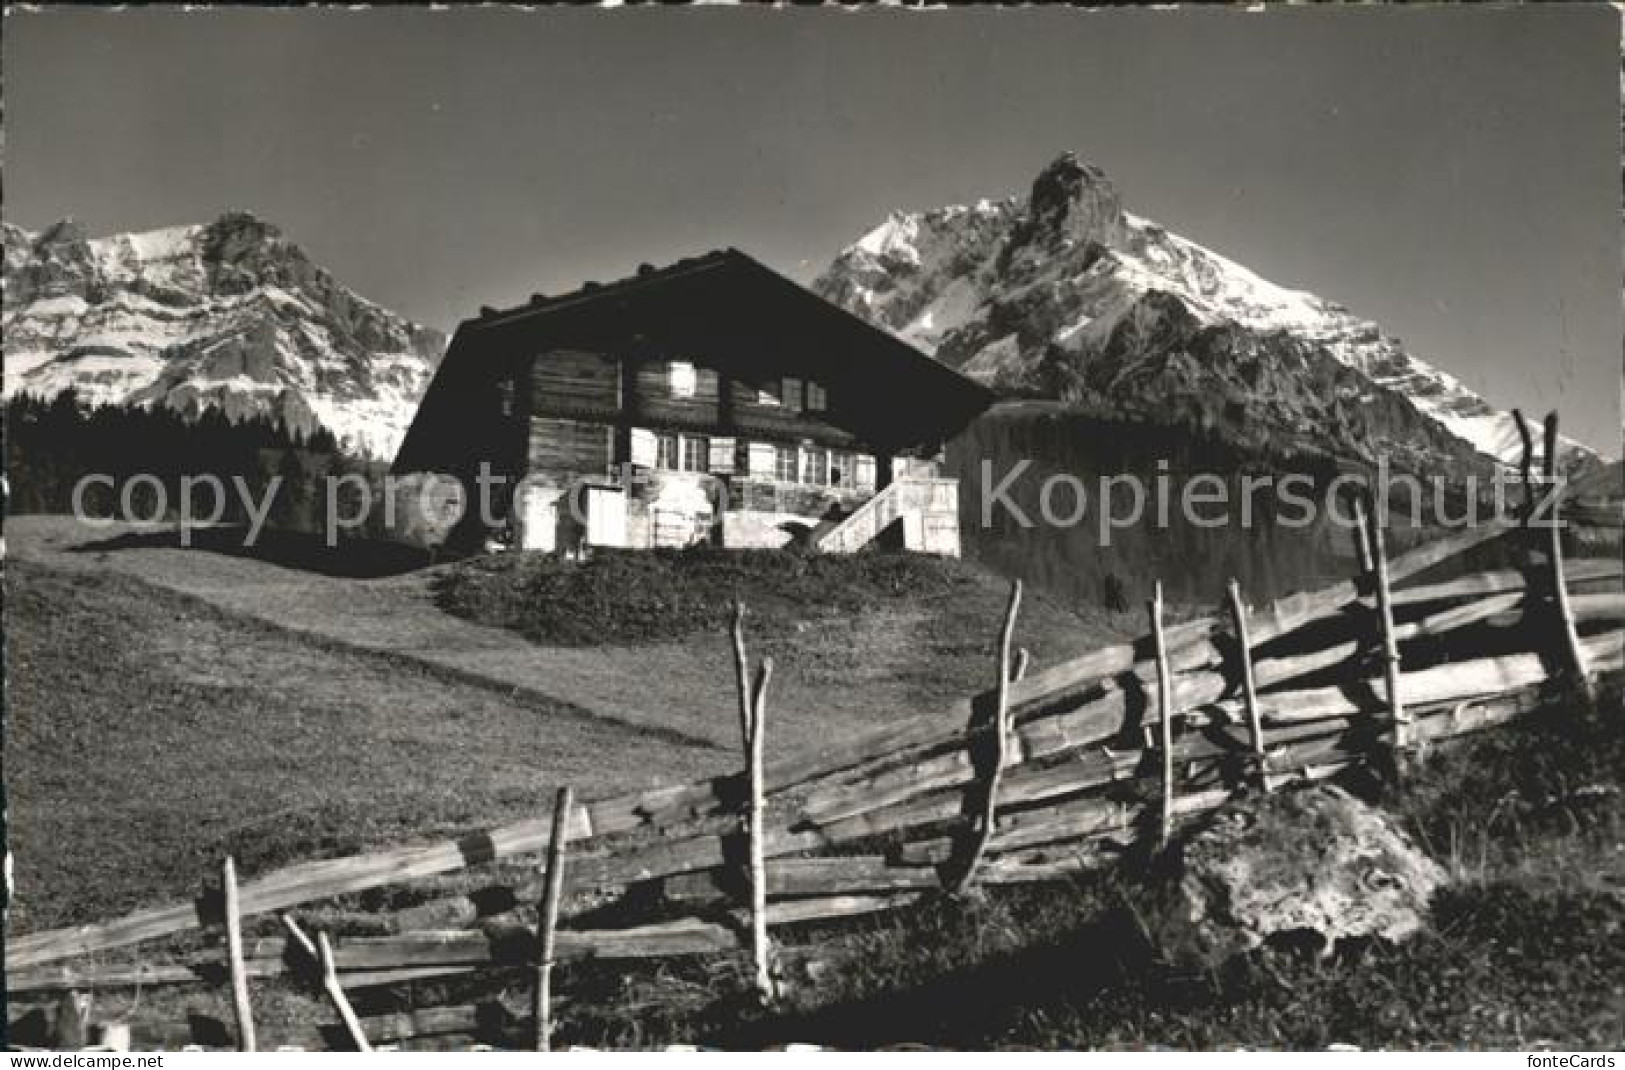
top-left (669, 361), bottom-right (697, 398)
top-left (783, 377), bottom-right (805, 413)
top-left (806, 381), bottom-right (827, 412)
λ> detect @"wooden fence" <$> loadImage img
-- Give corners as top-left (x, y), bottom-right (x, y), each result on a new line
top-left (8, 412), bottom-right (1623, 1050)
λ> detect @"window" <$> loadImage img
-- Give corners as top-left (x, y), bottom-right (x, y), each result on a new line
top-left (669, 361), bottom-right (697, 398)
top-left (783, 377), bottom-right (804, 413)
top-left (828, 449), bottom-right (854, 489)
top-left (774, 444), bottom-right (799, 482)
top-left (802, 445), bottom-right (828, 486)
top-left (656, 431), bottom-right (710, 473)
top-left (682, 434), bottom-right (709, 473)
top-left (806, 381), bottom-right (827, 412)
top-left (656, 433), bottom-right (679, 471)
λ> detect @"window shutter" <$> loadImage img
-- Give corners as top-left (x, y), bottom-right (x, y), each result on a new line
top-left (630, 427), bottom-right (658, 467)
top-left (709, 436), bottom-right (736, 474)
top-left (855, 454), bottom-right (877, 493)
top-left (747, 441), bottom-right (776, 478)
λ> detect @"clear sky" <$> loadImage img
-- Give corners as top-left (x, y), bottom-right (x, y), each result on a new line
top-left (5, 5), bottom-right (1619, 452)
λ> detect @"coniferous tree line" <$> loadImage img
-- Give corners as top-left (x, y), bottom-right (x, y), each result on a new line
top-left (3, 390), bottom-right (391, 538)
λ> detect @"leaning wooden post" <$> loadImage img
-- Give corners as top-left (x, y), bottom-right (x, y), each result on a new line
top-left (1357, 497), bottom-right (1407, 751)
top-left (951, 580), bottom-right (1022, 893)
top-left (1543, 413), bottom-right (1594, 700)
top-left (316, 931), bottom-right (372, 1053)
top-left (532, 785), bottom-right (574, 1053)
top-left (730, 601), bottom-right (753, 752)
top-left (221, 856), bottom-right (256, 1052)
top-left (1149, 581), bottom-right (1175, 847)
top-left (1224, 580), bottom-right (1266, 786)
top-left (1513, 409), bottom-right (1538, 523)
top-left (746, 656), bottom-right (775, 1002)
top-left (282, 916), bottom-right (371, 1052)
top-left (1353, 509), bottom-right (1374, 577)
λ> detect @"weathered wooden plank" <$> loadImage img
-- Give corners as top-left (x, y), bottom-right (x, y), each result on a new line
top-left (1390, 558), bottom-right (1621, 607)
top-left (752, 893), bottom-right (925, 927)
top-left (663, 856), bottom-right (943, 904)
top-left (7, 918), bottom-right (741, 993)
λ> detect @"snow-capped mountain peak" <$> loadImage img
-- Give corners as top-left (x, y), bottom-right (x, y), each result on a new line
top-left (816, 152), bottom-right (1596, 473)
top-left (3, 212), bottom-right (446, 459)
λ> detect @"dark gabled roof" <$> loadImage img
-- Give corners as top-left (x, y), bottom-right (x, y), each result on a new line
top-left (393, 249), bottom-right (995, 473)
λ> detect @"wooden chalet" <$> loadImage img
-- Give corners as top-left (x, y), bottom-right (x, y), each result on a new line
top-left (392, 249), bottom-right (995, 556)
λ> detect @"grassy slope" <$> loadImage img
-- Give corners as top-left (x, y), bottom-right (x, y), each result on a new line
top-left (2, 560), bottom-right (725, 934)
top-left (431, 546), bottom-right (1130, 702)
top-left (9, 516), bottom-right (1130, 761)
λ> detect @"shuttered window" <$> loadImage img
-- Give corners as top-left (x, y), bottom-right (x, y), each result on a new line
top-left (783, 377), bottom-right (804, 413)
top-left (806, 381), bottom-right (827, 412)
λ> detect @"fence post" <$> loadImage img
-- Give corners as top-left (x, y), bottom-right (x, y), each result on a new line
top-left (746, 656), bottom-right (774, 1003)
top-left (1149, 581), bottom-right (1175, 847)
top-left (951, 580), bottom-right (1022, 893)
top-left (533, 786), bottom-right (574, 1052)
top-left (1355, 497), bottom-right (1406, 754)
top-left (730, 601), bottom-right (753, 752)
top-left (221, 856), bottom-right (256, 1052)
top-left (1225, 579), bottom-right (1266, 788)
top-left (1513, 409), bottom-right (1538, 523)
top-left (1543, 413), bottom-right (1594, 701)
top-left (1353, 511), bottom-right (1374, 577)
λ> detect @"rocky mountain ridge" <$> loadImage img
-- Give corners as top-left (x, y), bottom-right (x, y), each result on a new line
top-left (3, 212), bottom-right (446, 459)
top-left (816, 153), bottom-right (1596, 476)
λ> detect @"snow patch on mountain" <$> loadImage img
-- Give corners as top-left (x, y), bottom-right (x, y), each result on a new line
top-left (3, 213), bottom-right (446, 460)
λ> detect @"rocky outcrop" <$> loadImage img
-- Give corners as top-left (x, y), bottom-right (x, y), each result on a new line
top-left (3, 211), bottom-right (446, 459)
top-left (815, 152), bottom-right (1600, 474)
top-left (1142, 785), bottom-right (1448, 969)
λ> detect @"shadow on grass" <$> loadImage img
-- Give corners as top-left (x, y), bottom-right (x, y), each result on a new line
top-left (710, 900), bottom-right (1160, 1049)
top-left (66, 525), bottom-right (440, 579)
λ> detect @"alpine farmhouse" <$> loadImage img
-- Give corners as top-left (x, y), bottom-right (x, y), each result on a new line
top-left (391, 250), bottom-right (995, 556)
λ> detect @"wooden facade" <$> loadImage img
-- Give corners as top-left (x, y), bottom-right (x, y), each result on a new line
top-left (393, 250), bottom-right (996, 555)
